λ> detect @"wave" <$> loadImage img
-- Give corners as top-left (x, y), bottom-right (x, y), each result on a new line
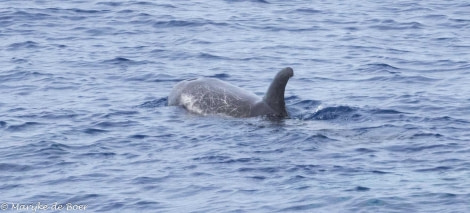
top-left (207, 73), bottom-right (230, 79)
top-left (0, 163), bottom-right (33, 172)
top-left (369, 19), bottom-right (426, 30)
top-left (359, 63), bottom-right (401, 74)
top-left (126, 73), bottom-right (183, 82)
top-left (139, 98), bottom-right (168, 108)
top-left (8, 41), bottom-right (40, 50)
top-left (193, 155), bottom-right (261, 164)
top-left (102, 110), bottom-right (139, 119)
top-left (357, 75), bottom-right (439, 84)
top-left (385, 144), bottom-right (449, 153)
top-left (198, 52), bottom-right (231, 60)
top-left (94, 121), bottom-right (139, 128)
top-left (0, 121), bottom-right (7, 128)
top-left (286, 96), bottom-right (412, 122)
top-left (82, 128), bottom-right (108, 135)
top-left (294, 8), bottom-right (322, 14)
top-left (153, 19), bottom-right (229, 28)
top-left (95, 1), bottom-right (123, 7)
top-left (102, 57), bottom-right (151, 66)
top-left (225, 0), bottom-right (270, 4)
top-left (289, 100), bottom-right (359, 121)
top-left (305, 106), bottom-right (359, 121)
top-left (6, 121), bottom-right (42, 132)
top-left (0, 70), bottom-right (52, 83)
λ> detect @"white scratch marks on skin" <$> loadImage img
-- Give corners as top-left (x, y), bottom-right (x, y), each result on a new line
top-left (178, 79), bottom-right (256, 117)
top-left (181, 93), bottom-right (205, 115)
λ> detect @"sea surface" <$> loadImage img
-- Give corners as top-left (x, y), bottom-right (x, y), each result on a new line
top-left (1, 0), bottom-right (470, 212)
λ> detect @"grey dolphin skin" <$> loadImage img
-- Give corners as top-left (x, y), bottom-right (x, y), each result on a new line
top-left (168, 67), bottom-right (294, 118)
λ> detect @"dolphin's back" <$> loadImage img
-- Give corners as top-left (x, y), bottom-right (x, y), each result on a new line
top-left (168, 67), bottom-right (293, 118)
top-left (168, 78), bottom-right (264, 117)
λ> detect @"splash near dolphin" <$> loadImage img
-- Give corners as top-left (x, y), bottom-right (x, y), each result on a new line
top-left (168, 67), bottom-right (294, 118)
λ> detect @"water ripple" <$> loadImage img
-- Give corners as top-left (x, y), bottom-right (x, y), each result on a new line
top-left (139, 98), bottom-right (168, 108)
top-left (2, 1), bottom-right (470, 212)
top-left (6, 121), bottom-right (41, 132)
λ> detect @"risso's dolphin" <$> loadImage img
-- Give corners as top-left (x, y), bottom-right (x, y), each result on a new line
top-left (168, 67), bottom-right (294, 118)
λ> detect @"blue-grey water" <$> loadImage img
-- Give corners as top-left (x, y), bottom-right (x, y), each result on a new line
top-left (1, 0), bottom-right (470, 212)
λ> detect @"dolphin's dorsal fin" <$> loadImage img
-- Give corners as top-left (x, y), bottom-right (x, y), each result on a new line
top-left (263, 67), bottom-right (294, 117)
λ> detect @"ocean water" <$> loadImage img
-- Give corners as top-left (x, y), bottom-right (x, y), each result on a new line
top-left (1, 0), bottom-right (470, 212)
